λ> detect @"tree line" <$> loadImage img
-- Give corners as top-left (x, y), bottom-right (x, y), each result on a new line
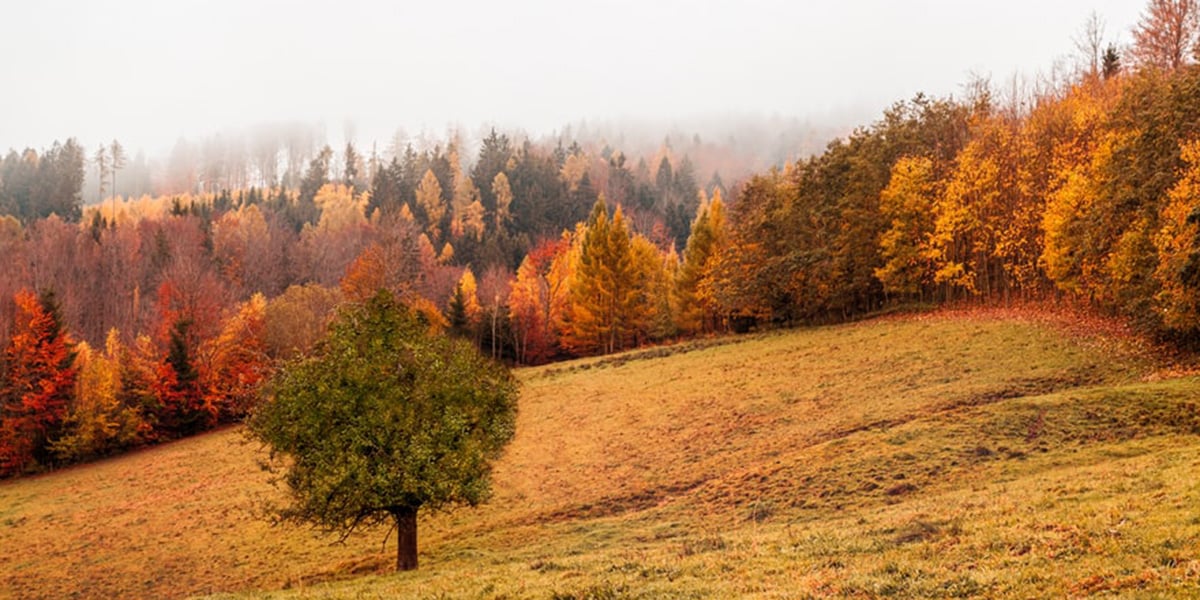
top-left (0, 125), bottom-right (723, 475)
top-left (3, 0), bottom-right (1200, 475)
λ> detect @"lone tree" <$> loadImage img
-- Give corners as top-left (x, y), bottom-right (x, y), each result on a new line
top-left (247, 290), bottom-right (518, 571)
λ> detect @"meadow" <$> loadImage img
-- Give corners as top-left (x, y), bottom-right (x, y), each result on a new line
top-left (2, 308), bottom-right (1199, 599)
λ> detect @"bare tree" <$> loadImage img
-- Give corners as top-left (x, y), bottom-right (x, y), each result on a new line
top-left (94, 145), bottom-right (109, 202)
top-left (109, 140), bottom-right (126, 202)
top-left (1130, 0), bottom-right (1199, 70)
top-left (1074, 11), bottom-right (1107, 77)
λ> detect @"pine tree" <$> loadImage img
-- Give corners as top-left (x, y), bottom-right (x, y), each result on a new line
top-left (564, 199), bottom-right (644, 354)
top-left (109, 140), bottom-right (126, 201)
top-left (152, 318), bottom-right (212, 438)
top-left (674, 189), bottom-right (728, 334)
top-left (415, 169), bottom-right (445, 240)
top-left (343, 142), bottom-right (361, 191)
top-left (94, 145), bottom-right (109, 201)
top-left (492, 172), bottom-right (513, 229)
top-left (1102, 44), bottom-right (1122, 79)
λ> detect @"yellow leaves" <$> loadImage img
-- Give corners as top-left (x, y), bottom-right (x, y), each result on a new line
top-left (314, 183), bottom-right (368, 231)
top-left (560, 153), bottom-right (589, 192)
top-left (463, 200), bottom-right (486, 241)
top-left (875, 156), bottom-right (936, 296)
top-left (416, 169), bottom-right (445, 239)
top-left (451, 163), bottom-right (483, 240)
top-left (547, 226), bottom-right (583, 339)
top-left (1153, 139), bottom-right (1200, 330)
top-left (492, 172), bottom-right (513, 227)
top-left (438, 242), bottom-right (455, 264)
top-left (212, 204), bottom-right (270, 286)
top-left (52, 329), bottom-right (144, 462)
top-left (455, 269), bottom-right (482, 321)
top-left (409, 296), bottom-right (449, 335)
top-left (1040, 166), bottom-right (1094, 291)
top-left (675, 189), bottom-right (728, 334)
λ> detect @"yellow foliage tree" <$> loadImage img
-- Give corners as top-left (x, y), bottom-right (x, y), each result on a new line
top-left (52, 330), bottom-right (146, 461)
top-left (452, 268), bottom-right (482, 323)
top-left (547, 227), bottom-right (583, 345)
top-left (1154, 140), bottom-right (1200, 329)
top-left (562, 199), bottom-right (650, 355)
top-left (674, 189), bottom-right (728, 334)
top-left (451, 161), bottom-right (483, 239)
top-left (314, 183), bottom-right (368, 231)
top-left (415, 169), bottom-right (445, 240)
top-left (492, 172), bottom-right (514, 229)
top-left (875, 156), bottom-right (938, 298)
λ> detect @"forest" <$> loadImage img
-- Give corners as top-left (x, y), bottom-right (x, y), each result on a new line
top-left (3, 0), bottom-right (1200, 477)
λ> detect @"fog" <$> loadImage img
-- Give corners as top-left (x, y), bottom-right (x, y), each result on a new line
top-left (1, 0), bottom-right (1144, 158)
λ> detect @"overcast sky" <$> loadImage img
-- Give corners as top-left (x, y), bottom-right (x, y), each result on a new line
top-left (1, 0), bottom-right (1145, 156)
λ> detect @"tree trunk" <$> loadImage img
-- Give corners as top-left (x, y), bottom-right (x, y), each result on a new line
top-left (393, 506), bottom-right (418, 571)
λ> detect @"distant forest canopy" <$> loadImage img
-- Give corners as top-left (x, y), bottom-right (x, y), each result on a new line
top-left (0, 115), bottom-right (841, 209)
top-left (4, 0), bottom-right (1200, 475)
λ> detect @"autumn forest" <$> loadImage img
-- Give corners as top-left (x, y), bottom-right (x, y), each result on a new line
top-left (4, 1), bottom-right (1200, 481)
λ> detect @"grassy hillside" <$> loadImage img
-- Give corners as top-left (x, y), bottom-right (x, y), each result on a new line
top-left (2, 310), bottom-right (1199, 599)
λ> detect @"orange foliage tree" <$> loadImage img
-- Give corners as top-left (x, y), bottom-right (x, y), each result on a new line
top-left (509, 238), bottom-right (566, 364)
top-left (200, 294), bottom-right (271, 420)
top-left (0, 290), bottom-right (78, 476)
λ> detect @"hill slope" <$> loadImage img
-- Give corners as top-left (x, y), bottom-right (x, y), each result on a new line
top-left (2, 311), bottom-right (1199, 598)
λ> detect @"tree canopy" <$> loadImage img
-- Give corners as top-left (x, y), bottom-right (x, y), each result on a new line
top-left (247, 290), bottom-right (518, 571)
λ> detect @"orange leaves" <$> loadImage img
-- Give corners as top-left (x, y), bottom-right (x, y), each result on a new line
top-left (876, 156), bottom-right (937, 297)
top-left (1, 290), bottom-right (77, 475)
top-left (1153, 139), bottom-right (1200, 331)
top-left (200, 294), bottom-right (271, 421)
top-left (675, 189), bottom-right (728, 335)
top-left (509, 252), bottom-right (556, 364)
top-left (342, 243), bottom-right (391, 303)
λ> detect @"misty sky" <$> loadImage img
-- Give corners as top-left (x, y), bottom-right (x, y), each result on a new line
top-left (1, 0), bottom-right (1144, 156)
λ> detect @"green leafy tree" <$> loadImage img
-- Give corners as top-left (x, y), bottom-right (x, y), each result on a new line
top-left (248, 291), bottom-right (518, 571)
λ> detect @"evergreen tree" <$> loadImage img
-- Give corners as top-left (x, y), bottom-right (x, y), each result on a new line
top-left (415, 169), bottom-right (445, 241)
top-left (1103, 44), bottom-right (1122, 78)
top-left (565, 199), bottom-right (645, 354)
top-left (674, 189), bottom-right (727, 334)
top-left (343, 142), bottom-right (362, 192)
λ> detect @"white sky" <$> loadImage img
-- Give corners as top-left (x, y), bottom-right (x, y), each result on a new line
top-left (0, 0), bottom-right (1145, 156)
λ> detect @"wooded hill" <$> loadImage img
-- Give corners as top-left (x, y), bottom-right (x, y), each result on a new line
top-left (4, 0), bottom-right (1200, 475)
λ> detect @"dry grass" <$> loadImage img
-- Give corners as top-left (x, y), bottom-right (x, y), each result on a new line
top-left (2, 310), bottom-right (1199, 599)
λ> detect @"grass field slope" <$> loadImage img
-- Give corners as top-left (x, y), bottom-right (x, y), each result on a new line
top-left (2, 309), bottom-right (1200, 599)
